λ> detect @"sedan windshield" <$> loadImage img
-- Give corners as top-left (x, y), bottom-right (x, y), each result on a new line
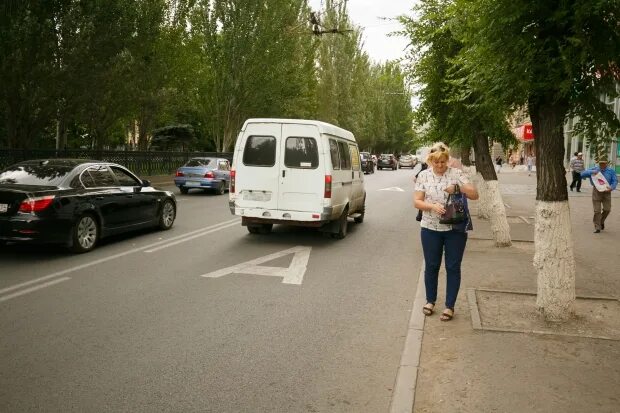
top-left (0, 163), bottom-right (73, 186)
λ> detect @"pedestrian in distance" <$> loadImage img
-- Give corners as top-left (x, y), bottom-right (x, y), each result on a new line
top-left (581, 157), bottom-right (617, 233)
top-left (526, 154), bottom-right (535, 176)
top-left (495, 156), bottom-right (503, 173)
top-left (569, 152), bottom-right (585, 192)
top-left (414, 142), bottom-right (479, 321)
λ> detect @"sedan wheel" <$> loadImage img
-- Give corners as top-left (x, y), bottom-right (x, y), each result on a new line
top-left (159, 199), bottom-right (176, 230)
top-left (217, 181), bottom-right (226, 195)
top-left (70, 214), bottom-right (98, 253)
top-left (180, 187), bottom-right (189, 194)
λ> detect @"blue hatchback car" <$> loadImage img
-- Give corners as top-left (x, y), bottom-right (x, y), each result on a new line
top-left (174, 157), bottom-right (231, 195)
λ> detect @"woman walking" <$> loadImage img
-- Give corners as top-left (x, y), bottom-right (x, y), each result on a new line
top-left (414, 143), bottom-right (479, 321)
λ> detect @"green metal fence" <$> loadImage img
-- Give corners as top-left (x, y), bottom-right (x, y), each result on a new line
top-left (0, 149), bottom-right (233, 176)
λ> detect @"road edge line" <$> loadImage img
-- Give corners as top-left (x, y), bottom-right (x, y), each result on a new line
top-left (389, 260), bottom-right (425, 413)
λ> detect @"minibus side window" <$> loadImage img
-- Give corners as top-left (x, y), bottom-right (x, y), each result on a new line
top-left (349, 145), bottom-right (360, 171)
top-left (329, 139), bottom-right (341, 170)
top-left (338, 141), bottom-right (351, 170)
top-left (284, 137), bottom-right (319, 169)
top-left (243, 135), bottom-right (277, 167)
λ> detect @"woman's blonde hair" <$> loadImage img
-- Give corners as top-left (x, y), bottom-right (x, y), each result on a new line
top-left (427, 142), bottom-right (450, 163)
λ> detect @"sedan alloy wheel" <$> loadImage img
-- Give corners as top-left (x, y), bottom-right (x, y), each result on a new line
top-left (71, 215), bottom-right (98, 253)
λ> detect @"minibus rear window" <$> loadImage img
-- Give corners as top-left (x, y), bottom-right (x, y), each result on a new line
top-left (284, 137), bottom-right (319, 169)
top-left (243, 136), bottom-right (277, 167)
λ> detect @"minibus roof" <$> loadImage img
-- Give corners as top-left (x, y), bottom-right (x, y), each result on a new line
top-left (242, 118), bottom-right (356, 142)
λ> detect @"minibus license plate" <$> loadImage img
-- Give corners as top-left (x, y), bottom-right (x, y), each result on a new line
top-left (243, 192), bottom-right (270, 202)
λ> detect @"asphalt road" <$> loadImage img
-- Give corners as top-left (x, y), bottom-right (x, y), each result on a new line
top-left (0, 168), bottom-right (423, 413)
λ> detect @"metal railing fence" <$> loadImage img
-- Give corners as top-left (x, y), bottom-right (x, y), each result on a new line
top-left (0, 149), bottom-right (234, 176)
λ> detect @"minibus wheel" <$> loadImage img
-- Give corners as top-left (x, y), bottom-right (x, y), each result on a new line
top-left (332, 208), bottom-right (348, 239)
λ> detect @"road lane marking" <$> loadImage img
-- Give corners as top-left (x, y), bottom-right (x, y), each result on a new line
top-left (201, 246), bottom-right (311, 285)
top-left (144, 221), bottom-right (239, 253)
top-left (0, 219), bottom-right (240, 298)
top-left (0, 277), bottom-right (71, 303)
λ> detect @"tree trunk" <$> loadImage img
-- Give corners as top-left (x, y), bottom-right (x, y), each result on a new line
top-left (475, 174), bottom-right (491, 219)
top-left (460, 145), bottom-right (472, 167)
top-left (530, 98), bottom-right (575, 321)
top-left (472, 133), bottom-right (511, 246)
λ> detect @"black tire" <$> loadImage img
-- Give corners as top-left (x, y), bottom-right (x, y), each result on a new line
top-left (247, 225), bottom-right (261, 234)
top-left (216, 181), bottom-right (226, 195)
top-left (159, 199), bottom-right (176, 230)
top-left (354, 202), bottom-right (365, 223)
top-left (332, 208), bottom-right (348, 239)
top-left (70, 214), bottom-right (99, 253)
top-left (180, 187), bottom-right (189, 194)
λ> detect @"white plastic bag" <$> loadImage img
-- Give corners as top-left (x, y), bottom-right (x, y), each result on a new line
top-left (592, 171), bottom-right (611, 192)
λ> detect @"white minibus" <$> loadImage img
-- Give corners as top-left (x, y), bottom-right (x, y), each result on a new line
top-left (229, 118), bottom-right (366, 239)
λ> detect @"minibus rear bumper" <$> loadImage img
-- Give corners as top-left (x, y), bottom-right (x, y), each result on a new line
top-left (229, 202), bottom-right (334, 227)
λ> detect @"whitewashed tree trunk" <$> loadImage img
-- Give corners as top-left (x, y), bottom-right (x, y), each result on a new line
top-left (486, 180), bottom-right (511, 247)
top-left (533, 201), bottom-right (575, 321)
top-left (475, 173), bottom-right (492, 219)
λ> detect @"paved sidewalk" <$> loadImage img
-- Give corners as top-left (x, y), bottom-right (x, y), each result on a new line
top-left (413, 171), bottom-right (620, 413)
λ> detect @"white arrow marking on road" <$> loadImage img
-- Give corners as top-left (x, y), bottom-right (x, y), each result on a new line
top-left (200, 246), bottom-right (312, 285)
top-left (379, 186), bottom-right (405, 192)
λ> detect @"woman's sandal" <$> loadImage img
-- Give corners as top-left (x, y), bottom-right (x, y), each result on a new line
top-left (440, 308), bottom-right (454, 321)
top-left (422, 303), bottom-right (435, 316)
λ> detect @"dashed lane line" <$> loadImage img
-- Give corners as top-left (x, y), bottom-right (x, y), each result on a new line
top-left (0, 219), bottom-right (239, 300)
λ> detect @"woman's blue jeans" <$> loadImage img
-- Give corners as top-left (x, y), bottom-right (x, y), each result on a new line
top-left (420, 227), bottom-right (468, 309)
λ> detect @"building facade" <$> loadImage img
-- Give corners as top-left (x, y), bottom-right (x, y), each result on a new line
top-left (563, 90), bottom-right (619, 173)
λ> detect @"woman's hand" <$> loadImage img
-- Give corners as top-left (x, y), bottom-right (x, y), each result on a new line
top-left (431, 203), bottom-right (446, 215)
top-left (443, 184), bottom-right (457, 194)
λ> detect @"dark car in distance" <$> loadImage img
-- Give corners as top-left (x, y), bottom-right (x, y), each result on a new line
top-left (360, 152), bottom-right (375, 174)
top-left (0, 159), bottom-right (177, 253)
top-left (377, 154), bottom-right (398, 170)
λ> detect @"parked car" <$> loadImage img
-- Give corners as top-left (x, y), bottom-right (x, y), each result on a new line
top-left (230, 118), bottom-right (365, 239)
top-left (0, 159), bottom-right (176, 253)
top-left (377, 154), bottom-right (398, 170)
top-left (398, 154), bottom-right (416, 169)
top-left (360, 152), bottom-right (375, 174)
top-left (174, 157), bottom-right (231, 195)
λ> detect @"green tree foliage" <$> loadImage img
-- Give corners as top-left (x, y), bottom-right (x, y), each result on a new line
top-left (0, 0), bottom-right (414, 152)
top-left (399, 0), bottom-right (516, 177)
top-left (453, 0), bottom-right (620, 201)
top-left (0, 1), bottom-right (61, 148)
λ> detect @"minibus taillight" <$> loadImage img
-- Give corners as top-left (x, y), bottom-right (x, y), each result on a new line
top-left (230, 169), bottom-right (236, 193)
top-left (324, 175), bottom-right (332, 198)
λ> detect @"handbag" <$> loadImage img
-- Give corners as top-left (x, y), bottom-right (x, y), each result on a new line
top-left (439, 185), bottom-right (466, 225)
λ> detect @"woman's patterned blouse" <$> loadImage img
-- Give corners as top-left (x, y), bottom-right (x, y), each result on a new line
top-left (414, 167), bottom-right (471, 231)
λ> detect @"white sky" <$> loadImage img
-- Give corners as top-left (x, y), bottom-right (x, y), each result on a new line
top-left (307, 0), bottom-right (413, 63)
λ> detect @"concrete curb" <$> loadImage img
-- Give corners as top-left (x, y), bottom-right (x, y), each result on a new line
top-left (389, 261), bottom-right (426, 413)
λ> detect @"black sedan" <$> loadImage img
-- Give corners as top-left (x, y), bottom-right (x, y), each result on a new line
top-left (0, 159), bottom-right (176, 253)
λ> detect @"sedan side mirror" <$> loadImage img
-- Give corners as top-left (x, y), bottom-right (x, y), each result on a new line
top-left (141, 179), bottom-right (151, 187)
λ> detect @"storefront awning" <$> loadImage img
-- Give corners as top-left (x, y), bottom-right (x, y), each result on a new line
top-left (512, 123), bottom-right (534, 142)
